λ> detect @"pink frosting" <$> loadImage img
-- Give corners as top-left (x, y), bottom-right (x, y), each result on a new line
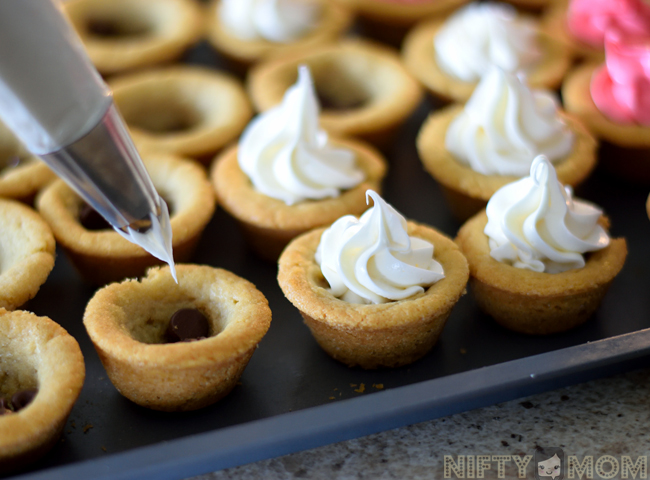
top-left (567, 0), bottom-right (650, 48)
top-left (590, 29), bottom-right (650, 125)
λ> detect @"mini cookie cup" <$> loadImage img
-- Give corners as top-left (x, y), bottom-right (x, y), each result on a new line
top-left (0, 199), bottom-right (56, 310)
top-left (456, 211), bottom-right (627, 335)
top-left (401, 15), bottom-right (571, 103)
top-left (563, 63), bottom-right (650, 183)
top-left (205, 0), bottom-right (353, 71)
top-left (278, 222), bottom-right (469, 369)
top-left (83, 264), bottom-right (272, 412)
top-left (247, 40), bottom-right (423, 149)
top-left (109, 66), bottom-right (252, 161)
top-left (210, 137), bottom-right (387, 261)
top-left (416, 104), bottom-right (597, 221)
top-left (65, 0), bottom-right (203, 75)
top-left (0, 309), bottom-right (85, 474)
top-left (36, 153), bottom-right (215, 285)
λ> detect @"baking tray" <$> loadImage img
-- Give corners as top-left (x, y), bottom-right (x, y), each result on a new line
top-left (8, 43), bottom-right (650, 480)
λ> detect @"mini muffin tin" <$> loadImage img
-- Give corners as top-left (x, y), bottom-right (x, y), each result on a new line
top-left (11, 45), bottom-right (650, 480)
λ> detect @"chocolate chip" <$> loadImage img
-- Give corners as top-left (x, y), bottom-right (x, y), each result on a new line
top-left (79, 203), bottom-right (112, 231)
top-left (165, 309), bottom-right (209, 343)
top-left (11, 389), bottom-right (38, 412)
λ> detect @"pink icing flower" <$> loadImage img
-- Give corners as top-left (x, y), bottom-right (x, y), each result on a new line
top-left (567, 0), bottom-right (650, 48)
top-left (590, 28), bottom-right (650, 125)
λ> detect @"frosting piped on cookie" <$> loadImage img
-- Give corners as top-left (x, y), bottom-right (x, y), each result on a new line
top-left (567, 0), bottom-right (650, 49)
top-left (484, 155), bottom-right (609, 273)
top-left (446, 67), bottom-right (573, 176)
top-left (434, 2), bottom-right (541, 82)
top-left (238, 65), bottom-right (364, 205)
top-left (590, 29), bottom-right (650, 126)
top-left (219, 0), bottom-right (320, 43)
top-left (315, 190), bottom-right (444, 304)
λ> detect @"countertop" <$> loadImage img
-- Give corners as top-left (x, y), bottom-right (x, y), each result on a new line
top-left (190, 367), bottom-right (650, 479)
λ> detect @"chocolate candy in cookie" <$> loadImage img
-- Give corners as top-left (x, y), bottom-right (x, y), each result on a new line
top-left (165, 308), bottom-right (209, 343)
top-left (11, 389), bottom-right (38, 412)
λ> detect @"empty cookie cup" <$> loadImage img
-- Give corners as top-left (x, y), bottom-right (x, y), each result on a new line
top-left (83, 264), bottom-right (272, 411)
top-left (0, 199), bottom-right (56, 310)
top-left (0, 309), bottom-right (85, 474)
top-left (36, 153), bottom-right (215, 285)
top-left (110, 66), bottom-right (252, 161)
top-left (65, 0), bottom-right (203, 75)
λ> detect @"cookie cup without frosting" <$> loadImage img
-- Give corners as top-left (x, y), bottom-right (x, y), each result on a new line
top-left (416, 104), bottom-right (598, 221)
top-left (402, 15), bottom-right (572, 103)
top-left (0, 310), bottom-right (85, 474)
top-left (206, 0), bottom-right (353, 70)
top-left (0, 199), bottom-right (56, 310)
top-left (83, 264), bottom-right (271, 411)
top-left (278, 223), bottom-right (469, 369)
top-left (65, 0), bottom-right (202, 75)
top-left (36, 154), bottom-right (215, 285)
top-left (456, 211), bottom-right (627, 335)
top-left (210, 138), bottom-right (387, 261)
top-left (563, 63), bottom-right (650, 183)
top-left (110, 66), bottom-right (252, 161)
top-left (247, 40), bottom-right (423, 149)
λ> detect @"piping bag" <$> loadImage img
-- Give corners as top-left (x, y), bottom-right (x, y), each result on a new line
top-left (0, 0), bottom-right (177, 282)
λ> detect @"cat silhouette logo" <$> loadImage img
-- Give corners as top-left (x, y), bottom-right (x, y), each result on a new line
top-left (535, 447), bottom-right (565, 480)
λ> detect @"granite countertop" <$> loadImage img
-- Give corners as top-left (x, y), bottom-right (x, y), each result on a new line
top-left (190, 367), bottom-right (650, 479)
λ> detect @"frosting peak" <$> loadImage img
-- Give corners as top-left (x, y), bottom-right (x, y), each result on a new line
top-left (590, 29), bottom-right (650, 125)
top-left (238, 66), bottom-right (364, 205)
top-left (445, 66), bottom-right (574, 176)
top-left (434, 3), bottom-right (541, 83)
top-left (315, 190), bottom-right (445, 304)
top-left (484, 156), bottom-right (609, 273)
top-left (219, 0), bottom-right (320, 43)
top-left (567, 0), bottom-right (650, 48)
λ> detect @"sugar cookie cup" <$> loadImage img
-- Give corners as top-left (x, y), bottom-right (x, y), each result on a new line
top-left (0, 309), bottom-right (85, 474)
top-left (563, 62), bottom-right (650, 183)
top-left (0, 124), bottom-right (56, 205)
top-left (110, 66), bottom-right (252, 161)
top-left (416, 104), bottom-right (598, 222)
top-left (211, 138), bottom-right (387, 262)
top-left (330, 0), bottom-right (469, 46)
top-left (278, 223), bottom-right (469, 369)
top-left (65, 0), bottom-right (203, 75)
top-left (0, 199), bottom-right (56, 310)
top-left (247, 40), bottom-right (423, 148)
top-left (83, 264), bottom-right (272, 411)
top-left (36, 154), bottom-right (215, 285)
top-left (542, 3), bottom-right (606, 62)
top-left (402, 15), bottom-right (571, 103)
top-left (206, 0), bottom-right (353, 70)
top-left (456, 211), bottom-right (627, 335)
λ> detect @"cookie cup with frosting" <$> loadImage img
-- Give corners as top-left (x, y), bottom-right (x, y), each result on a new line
top-left (37, 153), bottom-right (215, 285)
top-left (278, 222), bottom-right (469, 369)
top-left (83, 264), bottom-right (271, 411)
top-left (417, 105), bottom-right (597, 222)
top-left (65, 0), bottom-right (203, 76)
top-left (247, 40), bottom-right (423, 149)
top-left (206, 0), bottom-right (353, 71)
top-left (0, 309), bottom-right (85, 474)
top-left (211, 138), bottom-right (386, 262)
top-left (402, 8), bottom-right (571, 103)
top-left (457, 211), bottom-right (627, 335)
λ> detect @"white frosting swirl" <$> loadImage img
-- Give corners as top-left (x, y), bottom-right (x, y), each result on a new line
top-left (484, 156), bottom-right (609, 273)
top-left (219, 0), bottom-right (320, 43)
top-left (445, 67), bottom-right (574, 176)
top-left (238, 66), bottom-right (364, 205)
top-left (434, 3), bottom-right (541, 83)
top-left (315, 190), bottom-right (445, 304)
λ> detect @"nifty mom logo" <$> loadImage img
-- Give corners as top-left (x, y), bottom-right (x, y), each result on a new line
top-left (444, 447), bottom-right (648, 479)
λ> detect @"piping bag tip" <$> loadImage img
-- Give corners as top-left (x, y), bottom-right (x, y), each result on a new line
top-left (115, 200), bottom-right (178, 284)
